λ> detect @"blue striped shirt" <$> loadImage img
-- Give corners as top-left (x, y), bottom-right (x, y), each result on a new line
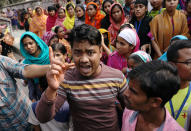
top-left (0, 55), bottom-right (31, 131)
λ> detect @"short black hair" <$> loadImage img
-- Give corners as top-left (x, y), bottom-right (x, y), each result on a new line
top-left (66, 3), bottom-right (74, 10)
top-left (102, 0), bottom-right (114, 12)
top-left (51, 43), bottom-right (67, 55)
top-left (128, 55), bottom-right (144, 65)
top-left (68, 24), bottom-right (102, 48)
top-left (54, 26), bottom-right (61, 34)
top-left (167, 40), bottom-right (191, 62)
top-left (48, 6), bottom-right (57, 12)
top-left (129, 60), bottom-right (180, 107)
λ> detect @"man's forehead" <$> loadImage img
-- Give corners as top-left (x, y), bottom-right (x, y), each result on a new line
top-left (73, 41), bottom-right (100, 50)
top-left (178, 48), bottom-right (191, 59)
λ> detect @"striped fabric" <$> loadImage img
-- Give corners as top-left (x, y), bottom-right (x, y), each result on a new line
top-left (57, 63), bottom-right (128, 131)
top-left (0, 55), bottom-right (31, 131)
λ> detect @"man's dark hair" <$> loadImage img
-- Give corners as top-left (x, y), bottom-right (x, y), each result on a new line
top-left (128, 60), bottom-right (180, 107)
top-left (68, 24), bottom-right (102, 48)
top-left (167, 40), bottom-right (191, 62)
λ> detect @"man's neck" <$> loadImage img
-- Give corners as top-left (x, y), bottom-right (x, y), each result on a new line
top-left (152, 6), bottom-right (162, 11)
top-left (138, 108), bottom-right (165, 128)
top-left (180, 81), bottom-right (190, 89)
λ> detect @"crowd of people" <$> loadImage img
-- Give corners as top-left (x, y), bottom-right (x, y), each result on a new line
top-left (1, 0), bottom-right (191, 130)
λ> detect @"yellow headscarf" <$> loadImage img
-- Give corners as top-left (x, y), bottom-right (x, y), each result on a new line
top-left (63, 2), bottom-right (75, 30)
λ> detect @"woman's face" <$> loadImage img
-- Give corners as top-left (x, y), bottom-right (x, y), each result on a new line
top-left (165, 0), bottom-right (178, 12)
top-left (67, 6), bottom-right (75, 17)
top-left (57, 27), bottom-right (65, 38)
top-left (53, 50), bottom-right (66, 64)
top-left (87, 5), bottom-right (97, 17)
top-left (76, 6), bottom-right (84, 18)
top-left (22, 36), bottom-right (40, 57)
top-left (134, 4), bottom-right (147, 19)
top-left (36, 8), bottom-right (42, 16)
top-left (104, 1), bottom-right (112, 14)
top-left (58, 9), bottom-right (65, 18)
top-left (111, 6), bottom-right (122, 23)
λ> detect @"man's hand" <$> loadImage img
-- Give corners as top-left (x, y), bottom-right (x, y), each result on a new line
top-left (46, 47), bottom-right (74, 99)
top-left (141, 44), bottom-right (151, 54)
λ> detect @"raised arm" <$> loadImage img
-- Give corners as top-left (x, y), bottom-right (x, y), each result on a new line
top-left (36, 47), bottom-right (74, 123)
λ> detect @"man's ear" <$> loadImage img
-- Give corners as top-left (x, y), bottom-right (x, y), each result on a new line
top-left (150, 97), bottom-right (163, 108)
top-left (168, 61), bottom-right (176, 67)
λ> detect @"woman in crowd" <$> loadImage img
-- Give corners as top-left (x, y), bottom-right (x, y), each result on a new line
top-left (85, 2), bottom-right (105, 29)
top-left (20, 32), bottom-right (50, 101)
top-left (130, 0), bottom-right (152, 54)
top-left (100, 0), bottom-right (114, 29)
top-left (63, 3), bottom-right (75, 31)
top-left (46, 6), bottom-right (58, 32)
top-left (75, 4), bottom-right (85, 27)
top-left (54, 7), bottom-right (66, 27)
top-left (54, 26), bottom-right (71, 62)
top-left (30, 7), bottom-right (47, 38)
top-left (108, 3), bottom-right (127, 45)
top-left (150, 0), bottom-right (190, 58)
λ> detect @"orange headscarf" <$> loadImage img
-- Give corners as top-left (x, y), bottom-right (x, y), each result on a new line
top-left (85, 2), bottom-right (105, 29)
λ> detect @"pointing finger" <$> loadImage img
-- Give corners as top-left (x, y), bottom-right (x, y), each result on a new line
top-left (49, 47), bottom-right (54, 64)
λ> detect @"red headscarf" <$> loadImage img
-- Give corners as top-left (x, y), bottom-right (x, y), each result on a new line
top-left (85, 2), bottom-right (105, 29)
top-left (108, 3), bottom-right (127, 45)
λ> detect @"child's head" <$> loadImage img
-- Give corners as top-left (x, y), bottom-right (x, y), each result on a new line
top-left (75, 4), bottom-right (85, 18)
top-left (54, 26), bottom-right (65, 39)
top-left (58, 7), bottom-right (65, 19)
top-left (51, 43), bottom-right (67, 64)
top-left (66, 3), bottom-right (75, 17)
top-left (110, 3), bottom-right (124, 23)
top-left (134, 0), bottom-right (148, 19)
top-left (170, 35), bottom-right (188, 45)
top-left (102, 0), bottom-right (114, 14)
top-left (116, 28), bottom-right (137, 56)
top-left (68, 24), bottom-right (102, 77)
top-left (48, 6), bottom-right (57, 16)
top-left (128, 50), bottom-right (152, 69)
top-left (48, 35), bottom-right (59, 46)
top-left (99, 28), bottom-right (110, 47)
top-left (150, 0), bottom-right (163, 10)
top-left (86, 2), bottom-right (98, 17)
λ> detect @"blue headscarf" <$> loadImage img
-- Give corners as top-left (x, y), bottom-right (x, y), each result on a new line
top-left (20, 32), bottom-right (50, 65)
top-left (158, 35), bottom-right (188, 61)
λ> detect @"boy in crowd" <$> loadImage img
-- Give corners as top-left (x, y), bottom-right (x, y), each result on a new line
top-left (122, 60), bottom-right (184, 130)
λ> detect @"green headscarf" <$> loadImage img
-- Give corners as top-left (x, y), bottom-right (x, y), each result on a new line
top-left (20, 31), bottom-right (50, 65)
